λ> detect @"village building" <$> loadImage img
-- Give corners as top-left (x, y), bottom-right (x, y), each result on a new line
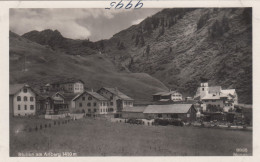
top-left (121, 106), bottom-right (146, 119)
top-left (153, 90), bottom-right (182, 102)
top-left (97, 87), bottom-right (134, 117)
top-left (36, 92), bottom-right (69, 115)
top-left (72, 91), bottom-right (109, 117)
top-left (10, 84), bottom-right (37, 116)
top-left (143, 104), bottom-right (197, 122)
top-left (50, 79), bottom-right (85, 94)
top-left (62, 93), bottom-right (80, 110)
top-left (194, 80), bottom-right (238, 112)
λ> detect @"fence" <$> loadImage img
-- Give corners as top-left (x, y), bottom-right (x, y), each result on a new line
top-left (23, 118), bottom-right (72, 133)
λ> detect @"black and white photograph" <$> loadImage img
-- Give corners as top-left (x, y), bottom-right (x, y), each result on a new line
top-left (0, 0), bottom-right (257, 159)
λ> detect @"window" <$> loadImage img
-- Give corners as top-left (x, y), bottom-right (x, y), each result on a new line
top-left (93, 102), bottom-right (97, 106)
top-left (18, 105), bottom-right (20, 110)
top-left (24, 105), bottom-right (27, 110)
top-left (79, 103), bottom-right (82, 107)
top-left (82, 97), bottom-right (85, 101)
top-left (17, 96), bottom-right (21, 101)
top-left (24, 96), bottom-right (27, 101)
top-left (172, 114), bottom-right (178, 118)
top-left (88, 109), bottom-right (91, 112)
top-left (187, 114), bottom-right (190, 118)
top-left (202, 88), bottom-right (204, 91)
top-left (110, 102), bottom-right (113, 106)
top-left (23, 88), bottom-right (27, 93)
top-left (101, 109), bottom-right (102, 112)
top-left (87, 103), bottom-right (91, 107)
top-left (158, 114), bottom-right (162, 118)
top-left (88, 97), bottom-right (92, 100)
top-left (104, 102), bottom-right (106, 106)
top-left (94, 109), bottom-right (96, 112)
top-left (30, 97), bottom-right (34, 101)
top-left (30, 105), bottom-right (34, 110)
top-left (110, 96), bottom-right (113, 100)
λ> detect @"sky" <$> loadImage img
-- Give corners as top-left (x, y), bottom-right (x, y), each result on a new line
top-left (9, 8), bottom-right (162, 41)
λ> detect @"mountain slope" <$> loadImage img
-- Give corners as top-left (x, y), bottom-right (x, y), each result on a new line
top-left (19, 8), bottom-right (252, 104)
top-left (10, 31), bottom-right (168, 104)
top-left (101, 8), bottom-right (252, 104)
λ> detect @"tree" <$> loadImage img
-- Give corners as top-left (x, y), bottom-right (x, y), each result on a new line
top-left (140, 35), bottom-right (145, 47)
top-left (135, 35), bottom-right (139, 46)
top-left (100, 40), bottom-right (104, 50)
top-left (118, 42), bottom-right (125, 50)
top-left (146, 45), bottom-right (150, 58)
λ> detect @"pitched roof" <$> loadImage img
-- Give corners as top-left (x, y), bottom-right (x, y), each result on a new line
top-left (9, 84), bottom-right (34, 95)
top-left (208, 86), bottom-right (222, 94)
top-left (62, 93), bottom-right (79, 100)
top-left (38, 91), bottom-right (64, 98)
top-left (73, 91), bottom-right (108, 101)
top-left (161, 91), bottom-right (180, 96)
top-left (122, 106), bottom-right (147, 113)
top-left (221, 89), bottom-right (236, 95)
top-left (201, 94), bottom-right (221, 100)
top-left (10, 84), bottom-right (25, 95)
top-left (87, 91), bottom-right (108, 101)
top-left (143, 104), bottom-right (193, 114)
top-left (153, 91), bottom-right (180, 96)
top-left (102, 87), bottom-right (133, 100)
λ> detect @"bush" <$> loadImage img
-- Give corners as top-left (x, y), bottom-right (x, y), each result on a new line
top-left (154, 119), bottom-right (169, 126)
top-left (169, 119), bottom-right (184, 126)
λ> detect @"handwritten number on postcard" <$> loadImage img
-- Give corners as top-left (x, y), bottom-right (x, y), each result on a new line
top-left (105, 0), bottom-right (143, 10)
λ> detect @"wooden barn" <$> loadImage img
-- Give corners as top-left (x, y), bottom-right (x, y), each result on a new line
top-left (121, 106), bottom-right (146, 119)
top-left (143, 104), bottom-right (197, 122)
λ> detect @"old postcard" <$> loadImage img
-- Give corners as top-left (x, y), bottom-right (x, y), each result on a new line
top-left (0, 0), bottom-right (259, 161)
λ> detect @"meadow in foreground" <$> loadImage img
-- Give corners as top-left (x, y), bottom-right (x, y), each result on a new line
top-left (10, 117), bottom-right (252, 156)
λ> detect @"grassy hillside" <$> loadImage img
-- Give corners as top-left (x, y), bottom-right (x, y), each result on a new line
top-left (100, 8), bottom-right (252, 104)
top-left (10, 31), bottom-right (168, 104)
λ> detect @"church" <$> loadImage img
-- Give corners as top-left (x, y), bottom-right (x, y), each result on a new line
top-left (194, 79), bottom-right (238, 112)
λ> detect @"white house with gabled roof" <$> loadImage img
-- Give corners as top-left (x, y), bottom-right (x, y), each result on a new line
top-left (9, 84), bottom-right (37, 116)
